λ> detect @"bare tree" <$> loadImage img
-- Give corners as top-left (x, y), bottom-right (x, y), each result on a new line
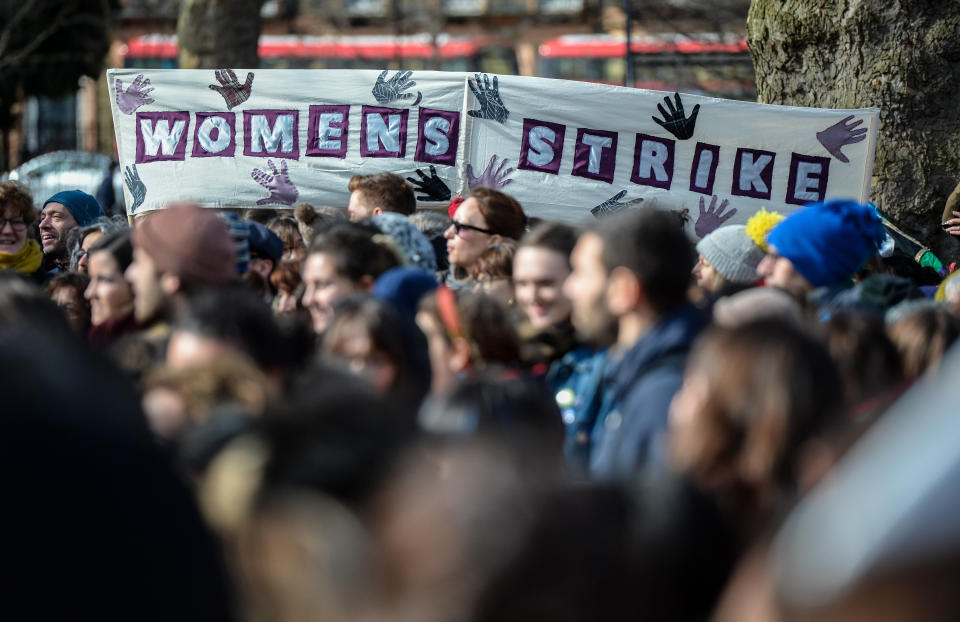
top-left (747, 0), bottom-right (960, 260)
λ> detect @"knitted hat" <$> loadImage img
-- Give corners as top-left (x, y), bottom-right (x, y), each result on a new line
top-left (767, 200), bottom-right (885, 288)
top-left (695, 225), bottom-right (764, 285)
top-left (247, 221), bottom-right (283, 263)
top-left (218, 212), bottom-right (249, 274)
top-left (43, 190), bottom-right (105, 227)
top-left (132, 203), bottom-right (236, 288)
top-left (744, 207), bottom-right (785, 253)
top-left (372, 212), bottom-right (438, 273)
top-left (372, 266), bottom-right (439, 321)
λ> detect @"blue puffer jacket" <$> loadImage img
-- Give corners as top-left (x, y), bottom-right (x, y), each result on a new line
top-left (588, 304), bottom-right (708, 481)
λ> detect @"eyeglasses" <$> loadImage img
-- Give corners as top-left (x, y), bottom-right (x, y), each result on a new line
top-left (0, 218), bottom-right (26, 231)
top-left (450, 220), bottom-right (496, 237)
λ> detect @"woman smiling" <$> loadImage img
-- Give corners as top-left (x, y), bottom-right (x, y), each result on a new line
top-left (0, 181), bottom-right (43, 279)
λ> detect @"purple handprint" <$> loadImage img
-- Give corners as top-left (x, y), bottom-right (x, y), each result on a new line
top-left (816, 115), bottom-right (867, 164)
top-left (115, 74), bottom-right (155, 115)
top-left (251, 160), bottom-right (298, 206)
top-left (695, 195), bottom-right (736, 239)
top-left (467, 155), bottom-right (514, 191)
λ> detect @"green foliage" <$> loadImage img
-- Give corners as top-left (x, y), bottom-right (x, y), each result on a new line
top-left (0, 0), bottom-right (118, 130)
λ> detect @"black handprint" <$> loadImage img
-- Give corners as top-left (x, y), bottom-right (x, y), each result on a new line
top-left (816, 115), bottom-right (867, 164)
top-left (467, 73), bottom-right (509, 124)
top-left (209, 69), bottom-right (254, 110)
top-left (372, 70), bottom-right (422, 106)
top-left (407, 166), bottom-right (451, 202)
top-left (124, 164), bottom-right (146, 213)
top-left (251, 160), bottom-right (299, 206)
top-left (652, 92), bottom-right (700, 140)
top-left (590, 190), bottom-right (644, 218)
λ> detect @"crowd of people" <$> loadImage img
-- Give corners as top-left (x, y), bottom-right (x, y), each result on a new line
top-left (4, 170), bottom-right (960, 621)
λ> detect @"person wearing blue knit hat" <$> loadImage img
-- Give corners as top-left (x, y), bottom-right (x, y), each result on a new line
top-left (758, 199), bottom-right (886, 303)
top-left (39, 190), bottom-right (106, 271)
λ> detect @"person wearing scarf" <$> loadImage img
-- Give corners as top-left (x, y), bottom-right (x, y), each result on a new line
top-left (0, 181), bottom-right (43, 279)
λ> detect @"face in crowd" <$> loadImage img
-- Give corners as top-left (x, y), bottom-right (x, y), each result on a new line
top-left (77, 230), bottom-right (104, 274)
top-left (563, 232), bottom-right (616, 344)
top-left (125, 246), bottom-right (167, 324)
top-left (347, 190), bottom-right (376, 222)
top-left (0, 203), bottom-right (28, 255)
top-left (301, 251), bottom-right (362, 334)
top-left (85, 249), bottom-right (134, 326)
top-left (444, 198), bottom-right (500, 271)
top-left (39, 202), bottom-right (78, 254)
top-left (756, 244), bottom-right (812, 298)
top-left (513, 245), bottom-right (572, 331)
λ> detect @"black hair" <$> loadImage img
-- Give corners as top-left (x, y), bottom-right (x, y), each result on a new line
top-left (173, 284), bottom-right (290, 372)
top-left (87, 228), bottom-right (134, 273)
top-left (597, 208), bottom-right (695, 314)
top-left (307, 222), bottom-right (400, 285)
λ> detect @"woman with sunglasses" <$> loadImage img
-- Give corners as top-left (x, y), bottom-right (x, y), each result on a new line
top-left (442, 187), bottom-right (527, 289)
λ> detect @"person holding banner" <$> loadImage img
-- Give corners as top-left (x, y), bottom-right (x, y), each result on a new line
top-left (443, 187), bottom-right (527, 290)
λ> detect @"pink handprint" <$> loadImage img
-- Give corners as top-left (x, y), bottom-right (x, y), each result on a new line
top-left (115, 74), bottom-right (155, 115)
top-left (251, 160), bottom-right (298, 206)
top-left (467, 155), bottom-right (514, 191)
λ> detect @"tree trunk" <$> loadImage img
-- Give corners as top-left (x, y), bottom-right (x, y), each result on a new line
top-left (177, 0), bottom-right (261, 70)
top-left (746, 0), bottom-right (960, 262)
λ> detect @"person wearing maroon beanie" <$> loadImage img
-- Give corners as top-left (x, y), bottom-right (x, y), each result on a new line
top-left (126, 203), bottom-right (236, 327)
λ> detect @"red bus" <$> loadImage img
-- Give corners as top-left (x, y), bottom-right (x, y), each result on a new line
top-left (121, 33), bottom-right (518, 74)
top-left (537, 33), bottom-right (756, 100)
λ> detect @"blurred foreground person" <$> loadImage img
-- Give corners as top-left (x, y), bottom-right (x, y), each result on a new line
top-left (669, 319), bottom-right (844, 540)
top-left (562, 208), bottom-right (703, 480)
top-left (1, 279), bottom-right (235, 622)
top-left (887, 306), bottom-right (960, 381)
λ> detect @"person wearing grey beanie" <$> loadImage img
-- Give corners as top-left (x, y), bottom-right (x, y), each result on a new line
top-left (693, 225), bottom-right (764, 297)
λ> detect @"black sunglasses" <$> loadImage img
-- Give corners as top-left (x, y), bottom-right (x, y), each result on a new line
top-left (450, 220), bottom-right (496, 236)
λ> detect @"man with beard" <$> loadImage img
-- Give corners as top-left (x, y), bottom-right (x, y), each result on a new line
top-left (39, 190), bottom-right (104, 273)
top-left (562, 209), bottom-right (705, 480)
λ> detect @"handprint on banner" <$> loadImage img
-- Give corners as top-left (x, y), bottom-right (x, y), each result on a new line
top-left (468, 73), bottom-right (509, 124)
top-left (251, 160), bottom-right (299, 206)
top-left (590, 190), bottom-right (645, 219)
top-left (652, 92), bottom-right (700, 140)
top-left (209, 69), bottom-right (254, 109)
top-left (467, 155), bottom-right (514, 191)
top-left (115, 74), bottom-right (154, 115)
top-left (816, 115), bottom-right (867, 164)
top-left (695, 195), bottom-right (737, 239)
top-left (372, 70), bottom-right (422, 106)
top-left (124, 164), bottom-right (146, 213)
top-left (407, 166), bottom-right (451, 202)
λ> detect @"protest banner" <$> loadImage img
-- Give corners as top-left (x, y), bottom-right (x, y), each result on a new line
top-left (108, 68), bottom-right (879, 233)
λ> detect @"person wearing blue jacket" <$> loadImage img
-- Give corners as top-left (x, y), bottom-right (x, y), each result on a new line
top-left (563, 208), bottom-right (705, 480)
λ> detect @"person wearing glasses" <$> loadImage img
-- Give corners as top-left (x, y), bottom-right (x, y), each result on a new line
top-left (0, 181), bottom-right (44, 280)
top-left (442, 187), bottom-right (527, 290)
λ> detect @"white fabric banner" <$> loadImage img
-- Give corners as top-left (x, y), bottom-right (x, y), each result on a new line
top-left (108, 68), bottom-right (879, 229)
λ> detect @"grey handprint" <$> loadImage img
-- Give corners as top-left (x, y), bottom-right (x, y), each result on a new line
top-left (407, 166), bottom-right (451, 202)
top-left (652, 92), bottom-right (700, 140)
top-left (467, 155), bottom-right (514, 191)
top-left (590, 190), bottom-right (645, 218)
top-left (372, 70), bottom-right (422, 106)
top-left (124, 164), bottom-right (146, 213)
top-left (115, 74), bottom-right (154, 115)
top-left (816, 115), bottom-right (866, 164)
top-left (251, 160), bottom-right (299, 206)
top-left (209, 69), bottom-right (254, 109)
top-left (695, 195), bottom-right (736, 238)
top-left (468, 73), bottom-right (509, 124)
